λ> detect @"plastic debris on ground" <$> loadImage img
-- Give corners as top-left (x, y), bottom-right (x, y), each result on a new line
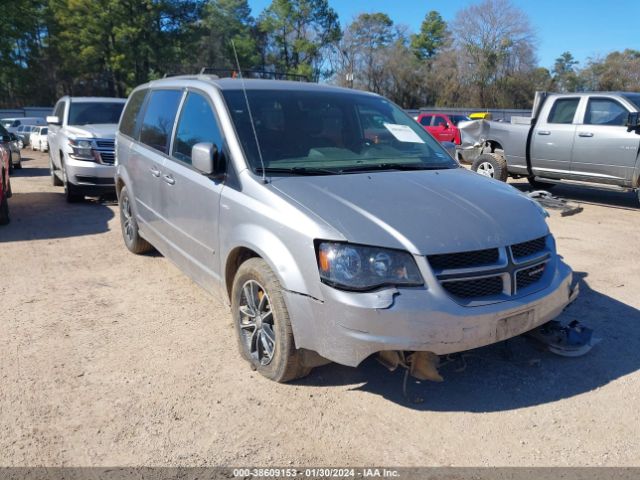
top-left (526, 320), bottom-right (601, 357)
top-left (527, 190), bottom-right (584, 217)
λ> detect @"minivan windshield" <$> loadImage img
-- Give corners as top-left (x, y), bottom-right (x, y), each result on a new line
top-left (68, 102), bottom-right (125, 126)
top-left (622, 93), bottom-right (640, 111)
top-left (223, 89), bottom-right (457, 175)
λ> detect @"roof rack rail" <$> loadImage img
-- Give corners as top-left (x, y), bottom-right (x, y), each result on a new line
top-left (198, 68), bottom-right (310, 82)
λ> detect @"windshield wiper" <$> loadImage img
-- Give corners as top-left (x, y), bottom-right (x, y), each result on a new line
top-left (256, 166), bottom-right (338, 176)
top-left (339, 163), bottom-right (448, 173)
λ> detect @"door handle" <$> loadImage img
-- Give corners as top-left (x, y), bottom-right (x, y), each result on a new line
top-left (578, 132), bottom-right (594, 137)
top-left (162, 174), bottom-right (175, 185)
top-left (150, 166), bottom-right (161, 177)
top-left (537, 131), bottom-right (551, 136)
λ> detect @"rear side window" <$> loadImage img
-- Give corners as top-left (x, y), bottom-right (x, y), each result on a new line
top-left (172, 92), bottom-right (223, 165)
top-left (139, 90), bottom-right (183, 154)
top-left (119, 89), bottom-right (148, 138)
top-left (585, 98), bottom-right (628, 126)
top-left (419, 115), bottom-right (432, 126)
top-left (547, 98), bottom-right (579, 124)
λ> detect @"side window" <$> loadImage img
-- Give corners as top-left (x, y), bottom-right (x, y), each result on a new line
top-left (547, 98), bottom-right (579, 124)
top-left (53, 102), bottom-right (65, 120)
top-left (172, 92), bottom-right (223, 165)
top-left (419, 115), bottom-right (432, 126)
top-left (139, 89), bottom-right (183, 154)
top-left (120, 89), bottom-right (148, 138)
top-left (585, 98), bottom-right (629, 126)
top-left (433, 116), bottom-right (447, 127)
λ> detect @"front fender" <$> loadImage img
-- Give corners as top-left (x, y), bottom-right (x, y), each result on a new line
top-left (221, 223), bottom-right (320, 301)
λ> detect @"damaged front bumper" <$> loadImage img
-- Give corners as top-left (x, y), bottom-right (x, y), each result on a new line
top-left (285, 260), bottom-right (576, 367)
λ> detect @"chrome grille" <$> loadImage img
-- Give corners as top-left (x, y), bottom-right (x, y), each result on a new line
top-left (99, 152), bottom-right (115, 164)
top-left (442, 276), bottom-right (503, 299)
top-left (428, 248), bottom-right (499, 270)
top-left (511, 236), bottom-right (546, 259)
top-left (516, 263), bottom-right (546, 290)
top-left (431, 235), bottom-right (551, 303)
top-left (95, 139), bottom-right (115, 149)
top-left (92, 138), bottom-right (116, 165)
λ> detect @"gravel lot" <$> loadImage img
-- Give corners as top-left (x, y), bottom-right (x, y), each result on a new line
top-left (1, 150), bottom-right (639, 467)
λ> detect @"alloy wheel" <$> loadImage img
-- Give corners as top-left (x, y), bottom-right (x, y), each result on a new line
top-left (121, 195), bottom-right (135, 243)
top-left (477, 161), bottom-right (495, 178)
top-left (238, 280), bottom-right (276, 366)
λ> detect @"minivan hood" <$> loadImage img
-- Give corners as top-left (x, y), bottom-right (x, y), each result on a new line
top-left (65, 124), bottom-right (117, 139)
top-left (270, 168), bottom-right (549, 255)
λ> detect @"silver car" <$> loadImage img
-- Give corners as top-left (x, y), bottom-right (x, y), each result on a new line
top-left (115, 76), bottom-right (577, 382)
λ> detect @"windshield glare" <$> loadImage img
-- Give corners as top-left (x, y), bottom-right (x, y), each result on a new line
top-left (68, 102), bottom-right (125, 126)
top-left (223, 90), bottom-right (457, 175)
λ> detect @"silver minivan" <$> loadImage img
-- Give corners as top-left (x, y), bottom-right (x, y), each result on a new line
top-left (115, 75), bottom-right (577, 382)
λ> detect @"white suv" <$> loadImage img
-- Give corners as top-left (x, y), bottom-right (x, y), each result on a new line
top-left (47, 96), bottom-right (126, 202)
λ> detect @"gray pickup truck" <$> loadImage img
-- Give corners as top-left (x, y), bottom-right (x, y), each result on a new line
top-left (466, 92), bottom-right (640, 202)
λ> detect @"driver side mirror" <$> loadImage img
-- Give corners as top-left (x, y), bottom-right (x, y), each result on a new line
top-left (627, 112), bottom-right (640, 132)
top-left (192, 142), bottom-right (226, 179)
top-left (46, 115), bottom-right (61, 125)
top-left (1, 135), bottom-right (10, 143)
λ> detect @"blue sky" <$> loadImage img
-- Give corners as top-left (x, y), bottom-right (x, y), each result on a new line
top-left (247, 0), bottom-right (640, 70)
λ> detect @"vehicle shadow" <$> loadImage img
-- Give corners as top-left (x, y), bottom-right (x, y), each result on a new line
top-left (510, 180), bottom-right (639, 211)
top-left (10, 167), bottom-right (50, 177)
top-left (298, 272), bottom-right (640, 412)
top-left (0, 192), bottom-right (114, 242)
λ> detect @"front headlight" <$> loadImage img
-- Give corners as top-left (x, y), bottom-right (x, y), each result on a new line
top-left (69, 138), bottom-right (95, 160)
top-left (316, 241), bottom-right (424, 291)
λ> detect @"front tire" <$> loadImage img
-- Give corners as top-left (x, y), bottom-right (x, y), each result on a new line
top-left (232, 258), bottom-right (310, 383)
top-left (472, 153), bottom-right (508, 182)
top-left (50, 155), bottom-right (63, 186)
top-left (119, 186), bottom-right (152, 254)
top-left (61, 161), bottom-right (83, 203)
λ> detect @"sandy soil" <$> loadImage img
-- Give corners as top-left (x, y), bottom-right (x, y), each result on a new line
top-left (1, 151), bottom-right (639, 467)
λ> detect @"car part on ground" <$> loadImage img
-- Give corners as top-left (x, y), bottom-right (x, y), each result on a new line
top-left (526, 318), bottom-right (599, 357)
top-left (527, 190), bottom-right (584, 217)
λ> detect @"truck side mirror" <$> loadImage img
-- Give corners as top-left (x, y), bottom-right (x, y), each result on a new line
top-left (46, 115), bottom-right (61, 125)
top-left (627, 112), bottom-right (640, 132)
top-left (192, 142), bottom-right (226, 179)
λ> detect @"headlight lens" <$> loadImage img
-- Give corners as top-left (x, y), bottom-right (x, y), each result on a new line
top-left (69, 138), bottom-right (95, 159)
top-left (317, 241), bottom-right (423, 291)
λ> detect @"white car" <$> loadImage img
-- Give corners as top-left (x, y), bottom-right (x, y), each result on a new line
top-left (30, 126), bottom-right (49, 152)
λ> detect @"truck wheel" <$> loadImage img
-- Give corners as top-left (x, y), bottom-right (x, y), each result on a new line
top-left (50, 156), bottom-right (63, 186)
top-left (119, 186), bottom-right (152, 254)
top-left (472, 153), bottom-right (508, 182)
top-left (232, 258), bottom-right (311, 383)
top-left (527, 177), bottom-right (556, 190)
top-left (0, 173), bottom-right (9, 225)
top-left (61, 163), bottom-right (83, 203)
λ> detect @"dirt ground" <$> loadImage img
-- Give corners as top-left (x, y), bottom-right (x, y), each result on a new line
top-left (1, 150), bottom-right (639, 467)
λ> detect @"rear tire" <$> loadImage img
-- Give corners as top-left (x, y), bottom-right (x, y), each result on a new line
top-left (119, 186), bottom-right (152, 254)
top-left (232, 258), bottom-right (310, 383)
top-left (472, 153), bottom-right (508, 182)
top-left (527, 177), bottom-right (556, 190)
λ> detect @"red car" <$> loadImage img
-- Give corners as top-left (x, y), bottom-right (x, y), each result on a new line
top-left (416, 112), bottom-right (470, 145)
top-left (0, 143), bottom-right (11, 225)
